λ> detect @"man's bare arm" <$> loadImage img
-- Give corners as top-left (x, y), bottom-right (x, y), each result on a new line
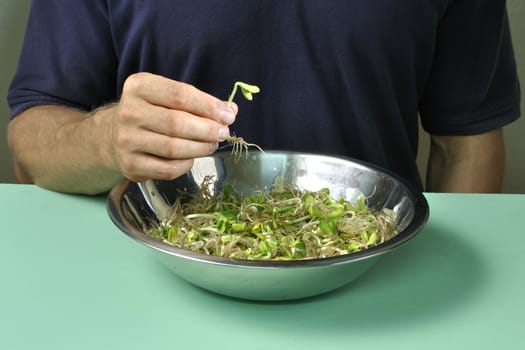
top-left (7, 73), bottom-right (237, 195)
top-left (426, 129), bottom-right (505, 193)
top-left (8, 104), bottom-right (123, 194)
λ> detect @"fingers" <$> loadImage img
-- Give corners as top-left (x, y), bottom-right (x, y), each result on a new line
top-left (110, 72), bottom-right (238, 182)
top-left (117, 126), bottom-right (219, 160)
top-left (122, 72), bottom-right (238, 125)
top-left (119, 155), bottom-right (195, 183)
top-left (114, 125), bottom-right (216, 182)
top-left (122, 102), bottom-right (230, 142)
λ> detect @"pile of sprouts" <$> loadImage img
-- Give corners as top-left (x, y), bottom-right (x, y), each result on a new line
top-left (147, 81), bottom-right (398, 260)
top-left (148, 177), bottom-right (399, 260)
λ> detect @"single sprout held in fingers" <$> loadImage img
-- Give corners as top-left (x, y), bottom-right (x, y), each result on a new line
top-left (225, 81), bottom-right (264, 161)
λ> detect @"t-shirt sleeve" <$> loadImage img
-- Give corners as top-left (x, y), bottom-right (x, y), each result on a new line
top-left (419, 0), bottom-right (521, 135)
top-left (7, 0), bottom-right (118, 119)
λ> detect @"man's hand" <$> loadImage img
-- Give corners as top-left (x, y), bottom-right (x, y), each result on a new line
top-left (109, 73), bottom-right (237, 182)
top-left (7, 73), bottom-right (237, 194)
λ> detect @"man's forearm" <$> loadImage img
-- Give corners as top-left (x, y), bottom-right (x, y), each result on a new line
top-left (7, 74), bottom-right (240, 195)
top-left (425, 129), bottom-right (505, 193)
top-left (7, 105), bottom-right (123, 194)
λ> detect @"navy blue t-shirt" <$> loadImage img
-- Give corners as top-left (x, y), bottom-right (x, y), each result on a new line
top-left (8, 0), bottom-right (521, 189)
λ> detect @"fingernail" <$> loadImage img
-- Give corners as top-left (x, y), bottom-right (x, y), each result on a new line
top-left (209, 142), bottom-right (219, 153)
top-left (218, 103), bottom-right (236, 124)
top-left (219, 110), bottom-right (235, 124)
top-left (218, 127), bottom-right (229, 141)
top-left (229, 102), bottom-right (239, 115)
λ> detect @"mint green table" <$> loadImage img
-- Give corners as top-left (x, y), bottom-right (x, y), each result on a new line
top-left (1, 184), bottom-right (524, 349)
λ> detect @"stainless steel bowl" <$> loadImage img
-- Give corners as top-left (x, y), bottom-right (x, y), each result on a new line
top-left (107, 151), bottom-right (429, 301)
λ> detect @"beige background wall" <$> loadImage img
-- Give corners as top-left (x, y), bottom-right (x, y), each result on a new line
top-left (1, 1), bottom-right (524, 192)
top-left (0, 0), bottom-right (30, 184)
top-left (504, 1), bottom-right (525, 192)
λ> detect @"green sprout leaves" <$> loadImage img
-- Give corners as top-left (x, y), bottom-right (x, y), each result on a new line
top-left (228, 81), bottom-right (260, 104)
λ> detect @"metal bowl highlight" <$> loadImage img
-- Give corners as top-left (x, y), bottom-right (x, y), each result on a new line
top-left (107, 151), bottom-right (429, 301)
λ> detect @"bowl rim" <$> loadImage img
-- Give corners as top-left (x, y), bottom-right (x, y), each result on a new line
top-left (107, 150), bottom-right (429, 268)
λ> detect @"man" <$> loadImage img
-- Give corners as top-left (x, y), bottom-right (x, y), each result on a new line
top-left (7, 0), bottom-right (521, 195)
